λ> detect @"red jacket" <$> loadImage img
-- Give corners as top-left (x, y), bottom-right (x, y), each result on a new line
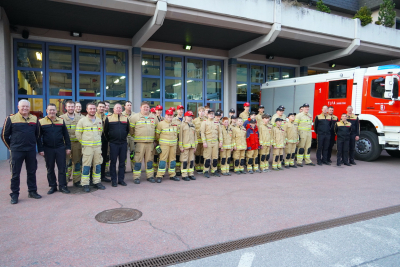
top-left (246, 126), bottom-right (260, 150)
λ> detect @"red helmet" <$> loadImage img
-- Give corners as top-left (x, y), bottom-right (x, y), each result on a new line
top-left (169, 107), bottom-right (176, 112)
top-left (155, 105), bottom-right (163, 110)
top-left (184, 111), bottom-right (194, 117)
top-left (165, 109), bottom-right (174, 115)
top-left (243, 102), bottom-right (250, 107)
top-left (177, 105), bottom-right (184, 110)
top-left (150, 108), bottom-right (156, 113)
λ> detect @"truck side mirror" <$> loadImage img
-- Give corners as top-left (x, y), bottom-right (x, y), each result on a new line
top-left (384, 76), bottom-right (394, 99)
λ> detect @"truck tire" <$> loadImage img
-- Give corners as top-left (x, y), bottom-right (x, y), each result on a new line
top-left (355, 131), bottom-right (382, 162)
top-left (386, 150), bottom-right (400, 158)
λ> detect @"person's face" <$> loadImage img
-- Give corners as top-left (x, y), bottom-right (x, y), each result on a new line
top-left (299, 108), bottom-right (303, 113)
top-left (156, 110), bottom-right (162, 116)
top-left (198, 109), bottom-right (205, 117)
top-left (341, 114), bottom-right (347, 121)
top-left (277, 110), bottom-right (283, 116)
top-left (97, 104), bottom-right (105, 114)
top-left (105, 102), bottom-right (110, 111)
top-left (289, 115), bottom-right (295, 121)
top-left (66, 103), bottom-right (75, 114)
top-left (75, 103), bottom-right (82, 113)
top-left (276, 120), bottom-right (282, 126)
top-left (263, 118), bottom-right (269, 124)
top-left (322, 106), bottom-right (328, 114)
top-left (185, 116), bottom-right (193, 123)
top-left (328, 108), bottom-right (334, 115)
top-left (303, 106), bottom-right (309, 113)
top-left (244, 106), bottom-right (249, 111)
top-left (259, 108), bottom-right (264, 113)
top-left (47, 106), bottom-right (57, 118)
top-left (237, 119), bottom-right (243, 126)
top-left (347, 106), bottom-right (353, 114)
top-left (229, 112), bottom-right (234, 117)
top-left (215, 115), bottom-right (221, 122)
top-left (250, 114), bottom-right (256, 119)
top-left (165, 114), bottom-right (173, 121)
top-left (250, 123), bottom-right (256, 128)
top-left (114, 104), bottom-right (122, 114)
top-left (223, 120), bottom-right (229, 127)
top-left (205, 109), bottom-right (209, 115)
top-left (87, 105), bottom-right (96, 116)
top-left (177, 108), bottom-right (184, 116)
top-left (125, 102), bottom-right (132, 112)
top-left (141, 104), bottom-right (150, 114)
top-left (208, 112), bottom-right (215, 119)
top-left (18, 102), bottom-right (30, 115)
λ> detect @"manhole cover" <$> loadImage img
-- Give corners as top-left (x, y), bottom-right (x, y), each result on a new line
top-left (95, 208), bottom-right (142, 224)
top-left (68, 185), bottom-right (98, 194)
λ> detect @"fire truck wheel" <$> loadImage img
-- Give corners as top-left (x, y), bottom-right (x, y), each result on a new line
top-left (386, 150), bottom-right (400, 158)
top-left (355, 131), bottom-right (382, 162)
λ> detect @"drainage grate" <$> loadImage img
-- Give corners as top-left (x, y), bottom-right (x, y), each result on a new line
top-left (68, 185), bottom-right (98, 194)
top-left (95, 208), bottom-right (142, 224)
top-left (115, 204), bottom-right (400, 267)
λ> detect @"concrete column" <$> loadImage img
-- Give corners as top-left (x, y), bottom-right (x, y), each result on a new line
top-left (300, 66), bottom-right (308, 77)
top-left (132, 47), bottom-right (142, 112)
top-left (227, 58), bottom-right (237, 112)
top-left (0, 7), bottom-right (12, 160)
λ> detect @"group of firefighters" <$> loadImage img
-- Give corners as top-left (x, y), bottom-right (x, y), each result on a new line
top-left (2, 99), bottom-right (360, 204)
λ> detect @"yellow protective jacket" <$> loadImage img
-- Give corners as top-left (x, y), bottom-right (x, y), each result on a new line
top-left (258, 123), bottom-right (273, 146)
top-left (129, 112), bottom-right (158, 143)
top-left (155, 120), bottom-right (179, 146)
top-left (272, 125), bottom-right (286, 148)
top-left (95, 112), bottom-right (107, 124)
top-left (232, 125), bottom-right (247, 150)
top-left (255, 112), bottom-right (264, 126)
top-left (271, 113), bottom-right (286, 126)
top-left (283, 121), bottom-right (299, 143)
top-left (221, 125), bottom-right (234, 150)
top-left (294, 112), bottom-right (313, 132)
top-left (122, 110), bottom-right (135, 119)
top-left (200, 118), bottom-right (223, 144)
top-left (193, 116), bottom-right (206, 143)
top-left (60, 113), bottom-right (83, 142)
top-left (75, 115), bottom-right (103, 146)
top-left (179, 121), bottom-right (197, 149)
top-left (239, 110), bottom-right (249, 120)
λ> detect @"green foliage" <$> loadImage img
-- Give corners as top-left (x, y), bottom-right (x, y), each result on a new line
top-left (353, 6), bottom-right (373, 26)
top-left (316, 0), bottom-right (331, 14)
top-left (377, 0), bottom-right (396, 28)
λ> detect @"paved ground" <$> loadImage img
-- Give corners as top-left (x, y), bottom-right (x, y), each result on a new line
top-left (0, 149), bottom-right (399, 267)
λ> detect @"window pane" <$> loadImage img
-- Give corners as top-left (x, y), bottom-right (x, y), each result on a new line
top-left (250, 104), bottom-right (258, 113)
top-left (18, 98), bottom-right (43, 118)
top-left (237, 64), bottom-right (248, 82)
top-left (187, 58), bottom-right (203, 79)
top-left (106, 50), bottom-right (126, 73)
top-left (250, 85), bottom-right (260, 103)
top-left (207, 61), bottom-right (222, 80)
top-left (142, 77), bottom-right (160, 99)
top-left (370, 77), bottom-right (396, 99)
top-left (79, 48), bottom-right (101, 72)
top-left (49, 45), bottom-right (72, 70)
top-left (49, 72), bottom-right (73, 96)
top-left (328, 80), bottom-right (347, 99)
top-left (106, 75), bottom-right (126, 98)
top-left (207, 82), bottom-right (222, 101)
top-left (78, 99), bottom-right (100, 115)
top-left (267, 67), bottom-right (280, 81)
top-left (282, 68), bottom-right (295, 79)
top-left (207, 102), bottom-right (221, 112)
top-left (49, 98), bottom-right (72, 116)
top-left (186, 102), bottom-right (202, 116)
top-left (236, 103), bottom-right (244, 117)
top-left (165, 79), bottom-right (182, 99)
top-left (144, 100), bottom-right (161, 110)
top-left (17, 70), bottom-right (43, 95)
top-left (187, 80), bottom-right (203, 100)
top-left (165, 56), bottom-right (182, 77)
top-left (16, 42), bottom-right (43, 69)
top-left (251, 65), bottom-right (264, 83)
top-left (237, 83), bottom-right (247, 102)
top-left (142, 54), bottom-right (160, 76)
top-left (79, 74), bottom-right (101, 97)
top-left (165, 101), bottom-right (182, 111)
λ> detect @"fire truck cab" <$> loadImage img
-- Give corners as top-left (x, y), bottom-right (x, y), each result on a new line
top-left (261, 65), bottom-right (400, 161)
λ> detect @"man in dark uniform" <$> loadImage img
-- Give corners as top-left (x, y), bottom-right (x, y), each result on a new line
top-left (334, 113), bottom-right (352, 166)
top-left (327, 106), bottom-right (338, 163)
top-left (104, 103), bottom-right (130, 187)
top-left (346, 106), bottom-right (360, 165)
top-left (1, 99), bottom-right (42, 204)
top-left (96, 101), bottom-right (111, 182)
top-left (38, 103), bottom-right (71, 194)
top-left (314, 105), bottom-right (332, 165)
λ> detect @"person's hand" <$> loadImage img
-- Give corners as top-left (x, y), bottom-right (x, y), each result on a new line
top-left (296, 141), bottom-right (299, 144)
top-left (203, 142), bottom-right (208, 148)
top-left (355, 136), bottom-right (359, 141)
top-left (66, 149), bottom-right (71, 155)
top-left (231, 148), bottom-right (233, 152)
top-left (219, 142), bottom-right (222, 148)
top-left (180, 148), bottom-right (184, 153)
top-left (194, 148), bottom-right (196, 153)
top-left (39, 152), bottom-right (44, 156)
top-left (260, 145), bottom-right (263, 149)
top-left (234, 146), bottom-right (237, 151)
top-left (220, 148), bottom-right (224, 151)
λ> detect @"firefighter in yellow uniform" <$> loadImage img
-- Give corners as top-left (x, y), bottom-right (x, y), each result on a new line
top-left (60, 100), bottom-right (83, 186)
top-left (255, 105), bottom-right (265, 126)
top-left (129, 101), bottom-right (158, 184)
top-left (179, 111), bottom-right (197, 181)
top-left (155, 109), bottom-right (179, 183)
top-left (239, 102), bottom-right (250, 120)
top-left (258, 114), bottom-right (272, 172)
top-left (193, 106), bottom-right (206, 173)
top-left (295, 103), bottom-right (315, 166)
top-left (220, 117), bottom-right (233, 176)
top-left (283, 113), bottom-right (299, 168)
top-left (229, 114), bottom-right (238, 171)
top-left (75, 102), bottom-right (106, 192)
top-left (272, 118), bottom-right (286, 170)
top-left (122, 101), bottom-right (135, 172)
top-left (172, 105), bottom-right (185, 176)
top-left (232, 117), bottom-right (247, 174)
top-left (271, 105), bottom-right (286, 126)
top-left (201, 109), bottom-right (223, 178)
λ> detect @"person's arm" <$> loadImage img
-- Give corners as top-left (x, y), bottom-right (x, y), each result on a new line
top-left (104, 117), bottom-right (110, 141)
top-left (218, 124), bottom-right (223, 148)
top-left (155, 123), bottom-right (161, 141)
top-left (246, 129), bottom-right (251, 150)
top-left (356, 117), bottom-right (360, 136)
top-left (179, 123), bottom-right (184, 150)
top-left (37, 122), bottom-right (44, 153)
top-left (76, 119), bottom-right (83, 143)
top-left (201, 121), bottom-right (207, 147)
top-left (129, 115), bottom-right (136, 137)
top-left (63, 121), bottom-right (71, 150)
top-left (1, 117), bottom-right (12, 150)
top-left (334, 123), bottom-right (338, 136)
top-left (314, 116), bottom-right (319, 134)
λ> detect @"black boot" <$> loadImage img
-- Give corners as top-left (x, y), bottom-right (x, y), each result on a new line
top-left (101, 177), bottom-right (111, 182)
top-left (59, 186), bottom-right (70, 194)
top-left (147, 177), bottom-right (156, 183)
top-left (28, 191), bottom-right (42, 199)
top-left (95, 183), bottom-right (106, 190)
top-left (83, 185), bottom-right (90, 193)
top-left (189, 176), bottom-right (196, 180)
top-left (74, 182), bottom-right (82, 188)
top-left (213, 172), bottom-right (221, 177)
top-left (182, 177), bottom-right (190, 181)
top-left (10, 194), bottom-right (18, 204)
top-left (118, 181), bottom-right (127, 186)
top-left (134, 179), bottom-right (140, 184)
top-left (47, 187), bottom-right (58, 195)
top-left (204, 171), bottom-right (210, 178)
top-left (170, 176), bottom-right (180, 181)
top-left (112, 181), bottom-right (117, 187)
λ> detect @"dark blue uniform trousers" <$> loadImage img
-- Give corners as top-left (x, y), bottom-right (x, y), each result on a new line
top-left (110, 142), bottom-right (127, 183)
top-left (44, 146), bottom-right (67, 188)
top-left (10, 150), bottom-right (38, 196)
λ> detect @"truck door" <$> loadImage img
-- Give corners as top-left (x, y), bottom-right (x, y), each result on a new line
top-left (326, 79), bottom-right (353, 116)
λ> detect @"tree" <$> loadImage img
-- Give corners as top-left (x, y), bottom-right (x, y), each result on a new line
top-left (353, 6), bottom-right (373, 26)
top-left (316, 0), bottom-right (331, 14)
top-left (377, 0), bottom-right (396, 28)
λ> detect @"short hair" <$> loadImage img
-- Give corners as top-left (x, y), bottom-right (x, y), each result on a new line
top-left (75, 101), bottom-right (81, 106)
top-left (347, 105), bottom-right (353, 108)
top-left (114, 103), bottom-right (122, 108)
top-left (97, 101), bottom-right (105, 107)
top-left (341, 113), bottom-right (347, 116)
top-left (204, 105), bottom-right (210, 109)
top-left (86, 102), bottom-right (96, 109)
top-left (47, 103), bottom-right (57, 109)
top-left (125, 101), bottom-right (132, 105)
top-left (262, 114), bottom-right (270, 119)
top-left (322, 105), bottom-right (328, 108)
top-left (65, 100), bottom-right (75, 106)
top-left (104, 101), bottom-right (110, 104)
top-left (18, 99), bottom-right (30, 107)
top-left (222, 117), bottom-right (229, 122)
top-left (237, 117), bottom-right (243, 121)
top-left (328, 106), bottom-right (334, 109)
top-left (198, 106), bottom-right (205, 112)
top-left (141, 101), bottom-right (150, 107)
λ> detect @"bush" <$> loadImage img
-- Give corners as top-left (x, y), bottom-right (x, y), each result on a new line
top-left (353, 6), bottom-right (373, 26)
top-left (316, 0), bottom-right (331, 14)
top-left (377, 0), bottom-right (396, 27)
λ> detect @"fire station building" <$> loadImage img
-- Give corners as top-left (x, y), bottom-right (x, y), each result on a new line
top-left (0, 0), bottom-right (399, 159)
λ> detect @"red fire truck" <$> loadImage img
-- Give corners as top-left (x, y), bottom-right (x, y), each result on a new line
top-left (261, 65), bottom-right (400, 161)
